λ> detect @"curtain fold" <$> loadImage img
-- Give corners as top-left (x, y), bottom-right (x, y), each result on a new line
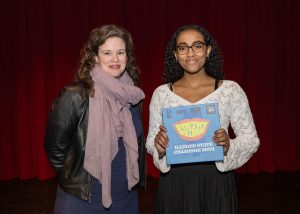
top-left (1, 0), bottom-right (299, 180)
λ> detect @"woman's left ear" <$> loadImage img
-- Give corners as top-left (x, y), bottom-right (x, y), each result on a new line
top-left (206, 45), bottom-right (212, 58)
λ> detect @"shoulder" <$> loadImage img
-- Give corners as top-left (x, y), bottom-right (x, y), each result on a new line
top-left (222, 80), bottom-right (245, 93)
top-left (64, 82), bottom-right (89, 101)
top-left (152, 84), bottom-right (170, 96)
top-left (150, 84), bottom-right (171, 103)
top-left (221, 80), bottom-right (249, 105)
top-left (53, 83), bottom-right (88, 109)
top-left (223, 80), bottom-right (241, 88)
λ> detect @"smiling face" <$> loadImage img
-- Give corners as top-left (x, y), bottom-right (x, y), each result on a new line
top-left (95, 36), bottom-right (127, 78)
top-left (174, 29), bottom-right (211, 75)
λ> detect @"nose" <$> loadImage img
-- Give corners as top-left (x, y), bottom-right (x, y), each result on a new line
top-left (112, 53), bottom-right (119, 62)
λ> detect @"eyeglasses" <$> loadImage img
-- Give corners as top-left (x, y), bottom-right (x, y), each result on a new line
top-left (176, 42), bottom-right (206, 55)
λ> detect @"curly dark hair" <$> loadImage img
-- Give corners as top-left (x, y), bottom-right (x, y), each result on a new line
top-left (163, 25), bottom-right (224, 84)
top-left (72, 24), bottom-right (140, 97)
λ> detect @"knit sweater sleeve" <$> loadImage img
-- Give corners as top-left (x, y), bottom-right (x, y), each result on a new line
top-left (146, 86), bottom-right (171, 173)
top-left (215, 82), bottom-right (260, 172)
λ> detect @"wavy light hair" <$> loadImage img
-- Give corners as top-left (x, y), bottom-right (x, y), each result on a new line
top-left (72, 25), bottom-right (140, 97)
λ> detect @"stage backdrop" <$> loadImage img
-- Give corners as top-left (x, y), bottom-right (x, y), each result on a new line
top-left (1, 0), bottom-right (299, 180)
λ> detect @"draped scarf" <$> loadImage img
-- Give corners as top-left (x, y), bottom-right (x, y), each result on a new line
top-left (83, 65), bottom-right (145, 208)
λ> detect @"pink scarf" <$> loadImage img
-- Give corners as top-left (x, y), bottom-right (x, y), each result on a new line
top-left (83, 65), bottom-right (145, 208)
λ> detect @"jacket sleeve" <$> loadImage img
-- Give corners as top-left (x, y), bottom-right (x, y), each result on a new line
top-left (44, 89), bottom-right (77, 176)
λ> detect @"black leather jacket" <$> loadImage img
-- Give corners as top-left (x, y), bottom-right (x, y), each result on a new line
top-left (44, 85), bottom-right (146, 201)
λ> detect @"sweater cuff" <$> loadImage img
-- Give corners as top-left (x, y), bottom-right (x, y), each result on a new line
top-left (153, 149), bottom-right (171, 173)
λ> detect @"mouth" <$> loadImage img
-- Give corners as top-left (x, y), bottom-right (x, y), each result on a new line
top-left (186, 59), bottom-right (198, 64)
top-left (109, 64), bottom-right (121, 69)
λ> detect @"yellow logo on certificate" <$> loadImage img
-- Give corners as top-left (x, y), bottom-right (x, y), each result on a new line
top-left (173, 118), bottom-right (209, 141)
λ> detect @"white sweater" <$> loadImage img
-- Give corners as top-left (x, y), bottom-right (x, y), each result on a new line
top-left (146, 80), bottom-right (260, 173)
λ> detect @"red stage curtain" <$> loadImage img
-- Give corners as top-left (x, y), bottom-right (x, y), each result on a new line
top-left (1, 0), bottom-right (299, 180)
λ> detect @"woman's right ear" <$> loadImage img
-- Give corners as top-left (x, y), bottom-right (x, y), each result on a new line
top-left (173, 51), bottom-right (178, 61)
top-left (94, 56), bottom-right (98, 64)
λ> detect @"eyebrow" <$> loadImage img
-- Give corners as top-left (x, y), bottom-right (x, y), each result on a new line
top-left (100, 49), bottom-right (126, 51)
top-left (176, 41), bottom-right (205, 46)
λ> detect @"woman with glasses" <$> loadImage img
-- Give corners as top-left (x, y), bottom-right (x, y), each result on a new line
top-left (146, 24), bottom-right (260, 213)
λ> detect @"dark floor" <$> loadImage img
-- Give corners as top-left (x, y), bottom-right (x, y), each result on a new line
top-left (0, 172), bottom-right (299, 214)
